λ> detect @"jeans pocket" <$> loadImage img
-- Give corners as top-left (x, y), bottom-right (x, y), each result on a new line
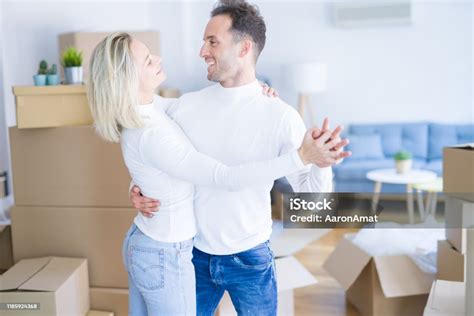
top-left (232, 246), bottom-right (273, 270)
top-left (130, 245), bottom-right (165, 291)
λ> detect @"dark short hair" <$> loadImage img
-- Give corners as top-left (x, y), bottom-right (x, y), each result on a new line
top-left (211, 0), bottom-right (266, 61)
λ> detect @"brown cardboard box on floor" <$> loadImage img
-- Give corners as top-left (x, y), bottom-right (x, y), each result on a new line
top-left (0, 225), bottom-right (13, 270)
top-left (59, 31), bottom-right (160, 78)
top-left (436, 240), bottom-right (464, 282)
top-left (90, 287), bottom-right (128, 316)
top-left (423, 280), bottom-right (465, 316)
top-left (12, 85), bottom-right (91, 129)
top-left (444, 196), bottom-right (474, 253)
top-left (9, 126), bottom-right (131, 207)
top-left (0, 257), bottom-right (89, 316)
top-left (443, 144), bottom-right (474, 202)
top-left (11, 206), bottom-right (135, 288)
top-left (323, 235), bottom-right (434, 316)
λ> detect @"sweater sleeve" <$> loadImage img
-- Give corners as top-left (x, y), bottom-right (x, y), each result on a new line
top-left (138, 124), bottom-right (305, 189)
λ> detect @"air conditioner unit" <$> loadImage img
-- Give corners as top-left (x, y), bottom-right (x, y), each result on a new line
top-left (332, 1), bottom-right (412, 27)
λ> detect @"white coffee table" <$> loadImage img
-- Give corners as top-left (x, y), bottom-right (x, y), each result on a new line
top-left (366, 168), bottom-right (437, 224)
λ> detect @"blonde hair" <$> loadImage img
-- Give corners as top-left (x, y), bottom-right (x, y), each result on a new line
top-left (87, 32), bottom-right (144, 143)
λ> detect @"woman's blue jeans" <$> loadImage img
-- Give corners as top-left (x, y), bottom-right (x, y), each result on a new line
top-left (122, 223), bottom-right (196, 315)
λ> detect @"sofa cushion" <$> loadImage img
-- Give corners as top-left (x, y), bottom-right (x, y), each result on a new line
top-left (346, 134), bottom-right (384, 160)
top-left (350, 123), bottom-right (429, 159)
top-left (424, 159), bottom-right (442, 176)
top-left (334, 158), bottom-right (426, 181)
top-left (429, 124), bottom-right (474, 160)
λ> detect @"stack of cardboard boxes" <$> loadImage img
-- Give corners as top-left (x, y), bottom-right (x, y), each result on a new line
top-left (322, 145), bottom-right (473, 316)
top-left (2, 31), bottom-right (161, 315)
top-left (423, 145), bottom-right (474, 316)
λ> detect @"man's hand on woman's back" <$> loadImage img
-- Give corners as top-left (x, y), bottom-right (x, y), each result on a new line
top-left (130, 185), bottom-right (160, 218)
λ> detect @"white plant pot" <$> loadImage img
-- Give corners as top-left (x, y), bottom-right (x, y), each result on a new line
top-left (395, 159), bottom-right (412, 174)
top-left (64, 67), bottom-right (83, 84)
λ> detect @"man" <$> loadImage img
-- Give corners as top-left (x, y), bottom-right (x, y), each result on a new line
top-left (131, 1), bottom-right (349, 315)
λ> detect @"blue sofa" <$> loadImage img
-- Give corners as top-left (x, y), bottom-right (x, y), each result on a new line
top-left (334, 122), bottom-right (474, 193)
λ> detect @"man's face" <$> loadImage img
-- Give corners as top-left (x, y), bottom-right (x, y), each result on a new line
top-left (200, 15), bottom-right (241, 82)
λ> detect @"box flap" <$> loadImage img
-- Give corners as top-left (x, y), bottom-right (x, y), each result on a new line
top-left (322, 236), bottom-right (372, 290)
top-left (373, 255), bottom-right (434, 298)
top-left (0, 225), bottom-right (7, 233)
top-left (0, 257), bottom-right (52, 291)
top-left (270, 221), bottom-right (329, 257)
top-left (19, 257), bottom-right (86, 292)
top-left (275, 256), bottom-right (317, 292)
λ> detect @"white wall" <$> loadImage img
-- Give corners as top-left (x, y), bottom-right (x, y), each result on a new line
top-left (261, 1), bottom-right (473, 127)
top-left (2, 1), bottom-right (472, 127)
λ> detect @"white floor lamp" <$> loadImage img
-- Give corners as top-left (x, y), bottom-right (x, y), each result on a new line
top-left (283, 62), bottom-right (327, 125)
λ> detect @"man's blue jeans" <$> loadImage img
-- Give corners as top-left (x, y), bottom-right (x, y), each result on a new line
top-left (192, 241), bottom-right (277, 316)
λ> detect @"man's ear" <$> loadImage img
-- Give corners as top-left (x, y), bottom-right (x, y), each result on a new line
top-left (239, 39), bottom-right (253, 58)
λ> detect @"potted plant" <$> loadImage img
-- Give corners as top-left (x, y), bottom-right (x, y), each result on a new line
top-left (394, 150), bottom-right (413, 174)
top-left (33, 60), bottom-right (48, 86)
top-left (61, 47), bottom-right (83, 84)
top-left (46, 64), bottom-right (59, 85)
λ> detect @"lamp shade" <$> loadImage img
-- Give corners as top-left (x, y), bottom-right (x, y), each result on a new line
top-left (282, 62), bottom-right (327, 94)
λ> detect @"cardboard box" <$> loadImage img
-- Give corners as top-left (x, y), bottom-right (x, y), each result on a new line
top-left (87, 311), bottom-right (114, 316)
top-left (9, 126), bottom-right (131, 207)
top-left (443, 145), bottom-right (474, 202)
top-left (90, 287), bottom-right (128, 316)
top-left (0, 257), bottom-right (89, 316)
top-left (423, 280), bottom-right (465, 316)
top-left (217, 256), bottom-right (317, 316)
top-left (12, 85), bottom-right (92, 129)
top-left (323, 235), bottom-right (434, 316)
top-left (59, 31), bottom-right (160, 77)
top-left (436, 240), bottom-right (464, 282)
top-left (0, 225), bottom-right (13, 270)
top-left (444, 196), bottom-right (474, 253)
top-left (11, 206), bottom-right (135, 288)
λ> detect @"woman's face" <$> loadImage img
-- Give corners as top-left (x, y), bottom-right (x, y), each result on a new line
top-left (130, 39), bottom-right (166, 94)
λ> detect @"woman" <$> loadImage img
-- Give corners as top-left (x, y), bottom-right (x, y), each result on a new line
top-left (87, 32), bottom-right (322, 315)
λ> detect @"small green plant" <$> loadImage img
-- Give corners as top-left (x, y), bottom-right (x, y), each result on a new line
top-left (61, 47), bottom-right (83, 67)
top-left (38, 60), bottom-right (48, 75)
top-left (47, 64), bottom-right (57, 75)
top-left (394, 150), bottom-right (412, 161)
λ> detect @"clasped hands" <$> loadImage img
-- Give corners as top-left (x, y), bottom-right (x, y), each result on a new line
top-left (298, 117), bottom-right (351, 168)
